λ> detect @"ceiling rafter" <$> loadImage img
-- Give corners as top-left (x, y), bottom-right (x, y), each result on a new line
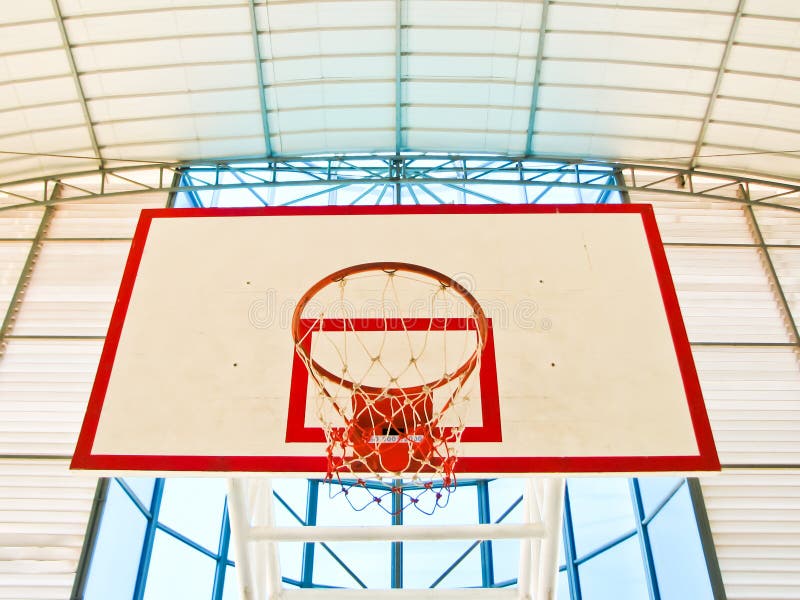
top-left (526, 0), bottom-right (550, 156)
top-left (50, 0), bottom-right (103, 168)
top-left (691, 0), bottom-right (745, 170)
top-left (249, 0), bottom-right (274, 157)
top-left (395, 0), bottom-right (403, 154)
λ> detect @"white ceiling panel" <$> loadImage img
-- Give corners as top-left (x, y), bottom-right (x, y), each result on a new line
top-left (0, 49), bottom-right (71, 80)
top-left (698, 146), bottom-right (800, 180)
top-left (58, 0), bottom-right (244, 14)
top-left (89, 88), bottom-right (260, 121)
top-left (536, 111), bottom-right (700, 142)
top-left (406, 27), bottom-right (534, 56)
top-left (737, 14), bottom-right (800, 46)
top-left (406, 0), bottom-right (536, 28)
top-left (744, 0), bottom-right (800, 19)
top-left (727, 44), bottom-right (800, 78)
top-left (0, 155), bottom-right (98, 185)
top-left (406, 55), bottom-right (531, 80)
top-left (718, 71), bottom-right (800, 102)
top-left (537, 85), bottom-right (709, 119)
top-left (713, 97), bottom-right (800, 131)
top-left (533, 132), bottom-right (694, 161)
top-left (0, 128), bottom-right (93, 158)
top-left (100, 137), bottom-right (266, 162)
top-left (541, 60), bottom-right (716, 95)
top-left (278, 129), bottom-right (393, 155)
top-left (0, 0), bottom-right (798, 180)
top-left (94, 112), bottom-right (262, 147)
top-left (0, 21), bottom-right (62, 55)
top-left (406, 80), bottom-right (531, 109)
top-left (549, 3), bottom-right (734, 39)
top-left (0, 103), bottom-right (85, 138)
top-left (271, 81), bottom-right (394, 108)
top-left (0, 0), bottom-right (54, 23)
top-left (705, 122), bottom-right (800, 151)
top-left (71, 34), bottom-right (252, 72)
top-left (64, 6), bottom-right (249, 44)
top-left (545, 32), bottom-right (726, 69)
top-left (265, 0), bottom-right (394, 29)
top-left (270, 54), bottom-right (394, 82)
top-left (0, 77), bottom-right (78, 111)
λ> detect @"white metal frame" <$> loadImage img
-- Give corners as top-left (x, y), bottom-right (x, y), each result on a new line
top-left (226, 477), bottom-right (565, 600)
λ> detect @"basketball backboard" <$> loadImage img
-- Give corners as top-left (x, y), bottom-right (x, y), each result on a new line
top-left (71, 205), bottom-right (719, 475)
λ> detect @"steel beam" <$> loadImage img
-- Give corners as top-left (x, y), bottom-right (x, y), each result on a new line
top-left (744, 203), bottom-right (800, 349)
top-left (50, 0), bottom-right (103, 167)
top-left (395, 0), bottom-right (403, 155)
top-left (0, 201), bottom-right (55, 360)
top-left (249, 523), bottom-right (545, 543)
top-left (1, 156), bottom-right (800, 214)
top-left (525, 0), bottom-right (550, 155)
top-left (249, 0), bottom-right (274, 156)
top-left (690, 0), bottom-right (745, 169)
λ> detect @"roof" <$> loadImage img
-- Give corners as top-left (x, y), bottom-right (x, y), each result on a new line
top-left (2, 0), bottom-right (800, 185)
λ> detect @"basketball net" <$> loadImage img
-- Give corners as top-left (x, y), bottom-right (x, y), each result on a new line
top-left (292, 263), bottom-right (487, 515)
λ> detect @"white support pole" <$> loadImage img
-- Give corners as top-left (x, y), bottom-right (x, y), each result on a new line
top-left (227, 478), bottom-right (256, 600)
top-left (259, 479), bottom-right (283, 600)
top-left (535, 478), bottom-right (565, 600)
top-left (518, 478), bottom-right (543, 600)
top-left (249, 522), bottom-right (545, 543)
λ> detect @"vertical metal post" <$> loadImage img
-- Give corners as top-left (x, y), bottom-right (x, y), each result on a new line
top-left (477, 480), bottom-right (495, 587)
top-left (629, 479), bottom-right (660, 600)
top-left (70, 478), bottom-right (110, 600)
top-left (301, 480), bottom-right (319, 587)
top-left (518, 479), bottom-right (536, 599)
top-left (686, 479), bottom-right (728, 600)
top-left (536, 477), bottom-right (565, 600)
top-left (212, 501), bottom-right (233, 600)
top-left (227, 479), bottom-right (256, 600)
top-left (560, 482), bottom-right (581, 600)
top-left (613, 168), bottom-right (632, 204)
top-left (254, 479), bottom-right (283, 600)
top-left (391, 482), bottom-right (403, 588)
top-left (132, 478), bottom-right (165, 600)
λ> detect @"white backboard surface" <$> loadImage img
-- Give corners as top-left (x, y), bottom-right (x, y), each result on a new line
top-left (72, 205), bottom-right (719, 474)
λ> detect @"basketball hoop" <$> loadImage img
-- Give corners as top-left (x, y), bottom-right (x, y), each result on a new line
top-left (292, 262), bottom-right (488, 514)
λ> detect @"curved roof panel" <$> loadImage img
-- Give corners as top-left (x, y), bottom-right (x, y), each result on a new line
top-left (2, 0), bottom-right (800, 183)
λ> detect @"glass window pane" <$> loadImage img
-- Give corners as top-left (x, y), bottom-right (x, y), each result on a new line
top-left (158, 478), bottom-right (226, 551)
top-left (492, 539), bottom-right (520, 584)
top-left (488, 478), bottom-right (525, 523)
top-left (557, 570), bottom-right (570, 600)
top-left (404, 482), bottom-right (478, 526)
top-left (578, 536), bottom-right (649, 600)
top-left (404, 539), bottom-right (482, 588)
top-left (222, 567), bottom-right (239, 600)
top-left (638, 477), bottom-right (683, 518)
top-left (122, 477), bottom-right (155, 507)
top-left (649, 485), bottom-right (714, 600)
top-left (423, 540), bottom-right (483, 588)
top-left (144, 530), bottom-right (217, 600)
top-left (568, 478), bottom-right (636, 557)
top-left (312, 541), bottom-right (390, 588)
top-left (272, 479), bottom-right (309, 524)
top-left (277, 541), bottom-right (303, 583)
top-left (84, 481), bottom-right (147, 600)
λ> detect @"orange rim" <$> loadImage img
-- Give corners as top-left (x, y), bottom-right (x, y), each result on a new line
top-left (292, 262), bottom-right (488, 395)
